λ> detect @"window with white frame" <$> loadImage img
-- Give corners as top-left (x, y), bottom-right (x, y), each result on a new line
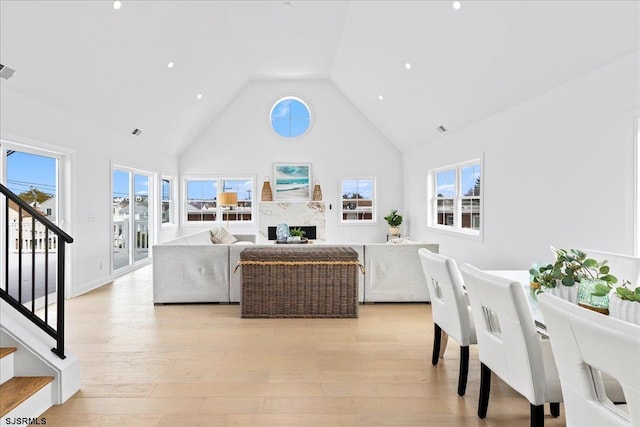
top-left (161, 177), bottom-right (174, 225)
top-left (428, 160), bottom-right (482, 235)
top-left (340, 178), bottom-right (376, 223)
top-left (184, 177), bottom-right (254, 224)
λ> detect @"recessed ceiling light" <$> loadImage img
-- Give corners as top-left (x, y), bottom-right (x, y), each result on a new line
top-left (452, 1), bottom-right (462, 10)
top-left (404, 62), bottom-right (412, 70)
top-left (378, 95), bottom-right (384, 101)
top-left (167, 62), bottom-right (174, 69)
top-left (112, 1), bottom-right (122, 10)
top-left (196, 94), bottom-right (203, 100)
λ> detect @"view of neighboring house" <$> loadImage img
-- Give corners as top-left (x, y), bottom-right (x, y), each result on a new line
top-left (7, 197), bottom-right (57, 252)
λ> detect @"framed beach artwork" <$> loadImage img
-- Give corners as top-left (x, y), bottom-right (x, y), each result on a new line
top-left (273, 163), bottom-right (312, 200)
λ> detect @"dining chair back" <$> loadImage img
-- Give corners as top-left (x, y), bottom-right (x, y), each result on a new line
top-left (538, 293), bottom-right (640, 427)
top-left (583, 249), bottom-right (640, 285)
top-left (459, 264), bottom-right (562, 427)
top-left (418, 248), bottom-right (476, 396)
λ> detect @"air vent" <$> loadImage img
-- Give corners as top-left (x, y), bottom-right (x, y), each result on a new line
top-left (131, 128), bottom-right (143, 136)
top-left (0, 64), bottom-right (16, 80)
top-left (436, 125), bottom-right (447, 133)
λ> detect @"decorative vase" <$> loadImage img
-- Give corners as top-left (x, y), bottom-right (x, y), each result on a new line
top-left (261, 176), bottom-right (273, 201)
top-left (544, 281), bottom-right (578, 304)
top-left (608, 294), bottom-right (640, 325)
top-left (577, 278), bottom-right (609, 309)
top-left (276, 223), bottom-right (289, 241)
top-left (312, 179), bottom-right (322, 201)
top-left (389, 227), bottom-right (400, 236)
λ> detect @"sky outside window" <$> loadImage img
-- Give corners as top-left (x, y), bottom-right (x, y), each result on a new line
top-left (6, 151), bottom-right (56, 196)
top-left (271, 97), bottom-right (311, 138)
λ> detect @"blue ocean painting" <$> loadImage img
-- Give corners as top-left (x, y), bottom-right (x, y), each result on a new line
top-left (275, 164), bottom-right (310, 199)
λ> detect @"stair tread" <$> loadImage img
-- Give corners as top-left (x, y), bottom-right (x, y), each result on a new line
top-left (0, 376), bottom-right (54, 417)
top-left (0, 348), bottom-right (17, 359)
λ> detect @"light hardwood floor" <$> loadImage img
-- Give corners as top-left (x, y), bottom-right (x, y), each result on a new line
top-left (42, 265), bottom-right (566, 426)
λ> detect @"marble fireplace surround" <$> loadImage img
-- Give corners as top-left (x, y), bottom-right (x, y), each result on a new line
top-left (258, 202), bottom-right (326, 242)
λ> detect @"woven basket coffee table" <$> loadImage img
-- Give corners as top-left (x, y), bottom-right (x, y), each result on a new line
top-left (238, 246), bottom-right (360, 318)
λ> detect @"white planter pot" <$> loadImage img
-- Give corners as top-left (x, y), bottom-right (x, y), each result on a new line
top-left (608, 294), bottom-right (640, 325)
top-left (544, 282), bottom-right (578, 304)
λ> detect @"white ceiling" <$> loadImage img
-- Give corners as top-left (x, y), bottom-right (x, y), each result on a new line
top-left (1, 1), bottom-right (638, 155)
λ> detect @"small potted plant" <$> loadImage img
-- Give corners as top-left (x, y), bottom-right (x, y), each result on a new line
top-left (603, 281), bottom-right (640, 325)
top-left (529, 248), bottom-right (617, 305)
top-left (384, 209), bottom-right (403, 236)
top-left (288, 227), bottom-right (306, 241)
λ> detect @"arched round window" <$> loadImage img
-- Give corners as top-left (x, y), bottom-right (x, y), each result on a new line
top-left (270, 96), bottom-right (311, 138)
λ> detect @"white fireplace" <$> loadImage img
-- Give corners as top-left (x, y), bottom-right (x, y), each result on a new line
top-left (258, 202), bottom-right (326, 242)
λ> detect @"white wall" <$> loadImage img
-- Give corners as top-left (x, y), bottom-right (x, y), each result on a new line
top-left (403, 52), bottom-right (639, 270)
top-left (180, 80), bottom-right (403, 243)
top-left (1, 88), bottom-right (179, 297)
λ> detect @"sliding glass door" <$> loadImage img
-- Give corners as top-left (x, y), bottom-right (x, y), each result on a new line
top-left (112, 166), bottom-right (152, 271)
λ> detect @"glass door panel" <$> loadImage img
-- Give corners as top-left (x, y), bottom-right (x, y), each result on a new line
top-left (4, 149), bottom-right (59, 302)
top-left (133, 174), bottom-right (149, 262)
top-left (112, 169), bottom-right (131, 270)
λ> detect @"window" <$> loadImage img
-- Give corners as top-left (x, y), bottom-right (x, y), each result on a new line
top-left (161, 177), bottom-right (174, 225)
top-left (184, 177), bottom-right (254, 224)
top-left (340, 178), bottom-right (376, 223)
top-left (428, 160), bottom-right (482, 236)
top-left (270, 96), bottom-right (311, 138)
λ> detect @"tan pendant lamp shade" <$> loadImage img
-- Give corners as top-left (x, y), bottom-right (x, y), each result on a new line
top-left (312, 179), bottom-right (323, 201)
top-left (261, 176), bottom-right (273, 201)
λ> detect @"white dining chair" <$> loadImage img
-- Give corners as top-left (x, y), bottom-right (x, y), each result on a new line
top-left (583, 249), bottom-right (640, 285)
top-left (538, 293), bottom-right (640, 427)
top-left (459, 264), bottom-right (562, 427)
top-left (418, 248), bottom-right (477, 396)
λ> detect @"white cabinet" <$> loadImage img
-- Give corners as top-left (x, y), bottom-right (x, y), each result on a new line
top-left (363, 243), bottom-right (439, 302)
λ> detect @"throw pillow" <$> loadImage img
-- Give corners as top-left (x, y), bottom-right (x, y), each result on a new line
top-left (210, 227), bottom-right (238, 245)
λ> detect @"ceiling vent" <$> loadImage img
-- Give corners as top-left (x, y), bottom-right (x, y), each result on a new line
top-left (0, 64), bottom-right (16, 80)
top-left (131, 128), bottom-right (143, 136)
top-left (436, 125), bottom-right (447, 133)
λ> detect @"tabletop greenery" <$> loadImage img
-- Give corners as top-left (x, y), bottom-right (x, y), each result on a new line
top-left (529, 248), bottom-right (617, 295)
top-left (596, 280), bottom-right (640, 303)
top-left (289, 227), bottom-right (306, 237)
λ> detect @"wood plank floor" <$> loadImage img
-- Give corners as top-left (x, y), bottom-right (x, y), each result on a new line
top-left (42, 265), bottom-right (566, 426)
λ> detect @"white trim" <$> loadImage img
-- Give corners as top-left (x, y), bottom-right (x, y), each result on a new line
top-left (0, 137), bottom-right (74, 297)
top-left (181, 174), bottom-right (256, 227)
top-left (160, 175), bottom-right (177, 227)
top-left (427, 156), bottom-right (484, 241)
top-left (110, 162), bottom-right (155, 273)
top-left (339, 176), bottom-right (378, 225)
top-left (635, 115), bottom-right (640, 256)
top-left (268, 94), bottom-right (314, 139)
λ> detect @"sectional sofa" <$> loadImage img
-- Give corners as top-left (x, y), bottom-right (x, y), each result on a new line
top-left (152, 230), bottom-right (438, 304)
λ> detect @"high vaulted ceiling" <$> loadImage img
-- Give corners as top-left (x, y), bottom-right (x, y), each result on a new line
top-left (1, 1), bottom-right (638, 155)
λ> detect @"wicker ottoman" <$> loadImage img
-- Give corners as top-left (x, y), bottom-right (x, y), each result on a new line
top-left (239, 247), bottom-right (360, 318)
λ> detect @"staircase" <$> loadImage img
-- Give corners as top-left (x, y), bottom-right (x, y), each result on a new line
top-left (0, 347), bottom-right (54, 422)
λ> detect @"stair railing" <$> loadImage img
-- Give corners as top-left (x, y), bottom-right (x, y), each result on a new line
top-left (0, 183), bottom-right (73, 359)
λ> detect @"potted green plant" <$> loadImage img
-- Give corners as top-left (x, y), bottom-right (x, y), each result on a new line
top-left (289, 227), bottom-right (306, 241)
top-left (602, 281), bottom-right (640, 325)
top-left (384, 209), bottom-right (403, 236)
top-left (529, 248), bottom-right (617, 304)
